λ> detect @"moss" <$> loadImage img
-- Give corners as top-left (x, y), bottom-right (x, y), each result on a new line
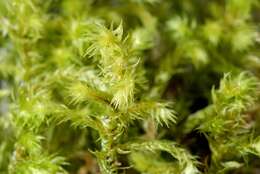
top-left (0, 0), bottom-right (260, 173)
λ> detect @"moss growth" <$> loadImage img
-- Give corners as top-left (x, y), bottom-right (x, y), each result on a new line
top-left (0, 0), bottom-right (260, 173)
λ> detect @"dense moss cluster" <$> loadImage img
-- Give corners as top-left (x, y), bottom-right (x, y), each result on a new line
top-left (0, 0), bottom-right (260, 173)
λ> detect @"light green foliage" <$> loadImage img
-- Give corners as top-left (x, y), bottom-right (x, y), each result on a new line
top-left (183, 72), bottom-right (260, 172)
top-left (123, 140), bottom-right (199, 174)
top-left (0, 0), bottom-right (260, 174)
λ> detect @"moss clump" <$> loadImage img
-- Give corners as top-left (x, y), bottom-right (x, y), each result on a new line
top-left (0, 0), bottom-right (260, 173)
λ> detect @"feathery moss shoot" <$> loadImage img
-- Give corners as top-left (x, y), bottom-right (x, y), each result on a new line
top-left (0, 0), bottom-right (260, 174)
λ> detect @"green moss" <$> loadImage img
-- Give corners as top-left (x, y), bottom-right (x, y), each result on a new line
top-left (0, 0), bottom-right (260, 173)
